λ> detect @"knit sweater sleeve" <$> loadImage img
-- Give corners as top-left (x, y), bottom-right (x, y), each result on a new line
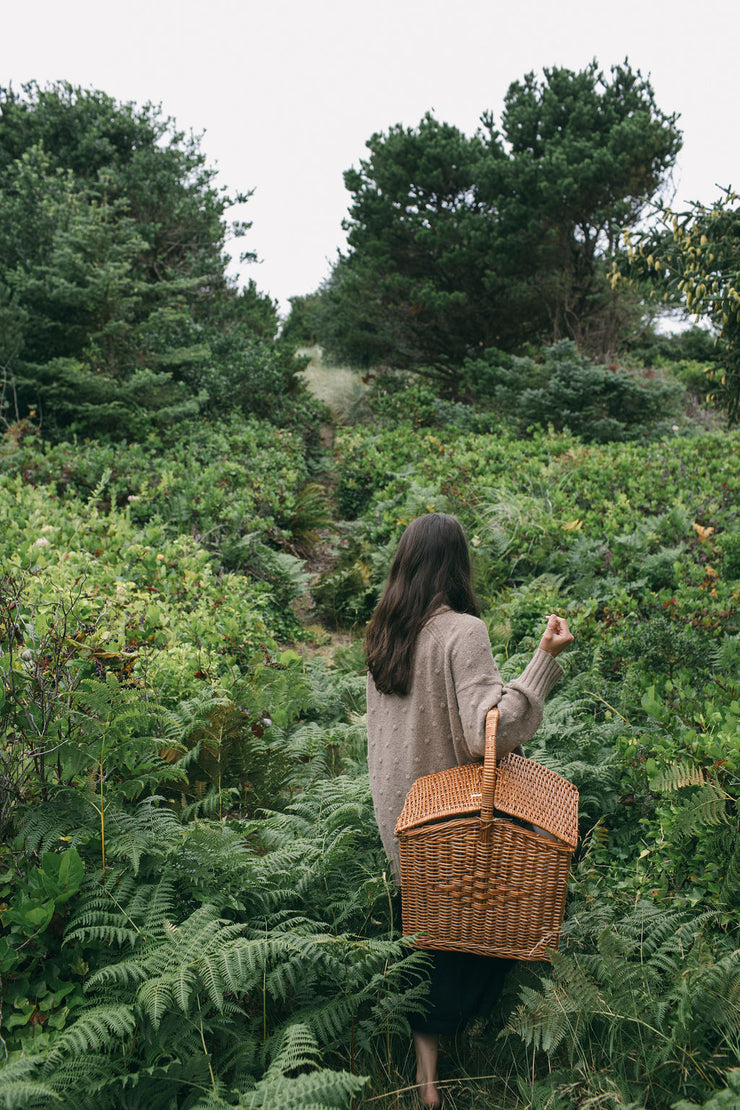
top-left (449, 618), bottom-right (563, 760)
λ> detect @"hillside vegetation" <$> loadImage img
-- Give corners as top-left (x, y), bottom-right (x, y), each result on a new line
top-left (1, 75), bottom-right (739, 1110)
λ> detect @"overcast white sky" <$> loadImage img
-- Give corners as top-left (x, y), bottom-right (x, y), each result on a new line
top-left (4, 0), bottom-right (739, 314)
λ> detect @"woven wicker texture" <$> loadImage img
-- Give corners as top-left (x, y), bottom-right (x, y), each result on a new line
top-left (395, 762), bottom-right (486, 831)
top-left (395, 707), bottom-right (579, 961)
top-left (399, 816), bottom-right (573, 959)
top-left (395, 756), bottom-right (578, 847)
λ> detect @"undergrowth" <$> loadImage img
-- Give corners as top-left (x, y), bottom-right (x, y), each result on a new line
top-left (2, 416), bottom-right (739, 1109)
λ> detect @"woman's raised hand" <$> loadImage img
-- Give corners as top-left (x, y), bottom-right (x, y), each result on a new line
top-left (539, 613), bottom-right (574, 657)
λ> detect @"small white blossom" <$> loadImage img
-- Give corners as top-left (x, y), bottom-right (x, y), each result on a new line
top-left (34, 537), bottom-right (50, 547)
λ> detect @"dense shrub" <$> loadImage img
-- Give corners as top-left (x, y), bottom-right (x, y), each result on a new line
top-left (2, 404), bottom-right (739, 1110)
top-left (463, 340), bottom-right (684, 441)
top-left (0, 414), bottom-right (333, 637)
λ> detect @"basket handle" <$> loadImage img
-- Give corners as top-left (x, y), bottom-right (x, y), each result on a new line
top-left (480, 706), bottom-right (499, 828)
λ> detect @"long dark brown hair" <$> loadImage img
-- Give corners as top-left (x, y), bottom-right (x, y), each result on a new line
top-left (365, 513), bottom-right (479, 696)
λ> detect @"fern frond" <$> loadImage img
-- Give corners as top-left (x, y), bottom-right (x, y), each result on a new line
top-left (85, 955), bottom-right (152, 994)
top-left (134, 977), bottom-right (176, 1030)
top-left (510, 895), bottom-right (740, 1100)
top-left (263, 1022), bottom-right (322, 1077)
top-left (707, 632), bottom-right (740, 674)
top-left (651, 763), bottom-right (706, 792)
top-left (671, 780), bottom-right (732, 836)
top-left (0, 1056), bottom-right (61, 1110)
top-left (0, 1079), bottom-right (62, 1109)
top-left (180, 787), bottom-right (242, 820)
top-left (104, 796), bottom-right (187, 874)
top-left (666, 942), bottom-right (740, 1039)
top-left (39, 1004), bottom-right (137, 1076)
top-left (162, 689), bottom-right (234, 745)
top-left (241, 1067), bottom-right (367, 1108)
top-left (720, 831), bottom-right (740, 904)
top-left (507, 981), bottom-right (575, 1054)
top-left (66, 872), bottom-right (178, 950)
top-left (233, 1023), bottom-right (367, 1110)
top-left (135, 876), bottom-right (180, 932)
top-left (19, 789), bottom-right (100, 851)
top-left (65, 919), bottom-right (143, 949)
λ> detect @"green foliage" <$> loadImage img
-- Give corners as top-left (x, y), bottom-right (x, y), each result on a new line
top-left (280, 293), bottom-right (323, 347)
top-left (0, 764), bottom-right (422, 1107)
top-left (495, 61), bottom-right (680, 353)
top-left (673, 1070), bottom-right (740, 1110)
top-left (307, 417), bottom-right (739, 1103)
top-left (506, 902), bottom-right (740, 1108)
top-left (323, 419), bottom-right (740, 626)
top-left (625, 189), bottom-right (740, 423)
top-left (315, 61), bottom-right (681, 381)
top-left (0, 413), bottom-right (328, 637)
top-left (360, 370), bottom-right (499, 435)
top-left (625, 324), bottom-right (722, 370)
top-left (2, 275), bottom-right (740, 1110)
top-left (231, 1023), bottom-right (368, 1108)
top-left (463, 340), bottom-right (683, 441)
top-left (0, 82), bottom-right (319, 441)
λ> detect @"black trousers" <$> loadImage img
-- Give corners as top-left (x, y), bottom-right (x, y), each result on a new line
top-left (410, 949), bottom-right (513, 1036)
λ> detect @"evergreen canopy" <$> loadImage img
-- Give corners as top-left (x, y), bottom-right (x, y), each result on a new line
top-left (311, 61), bottom-right (681, 383)
top-left (0, 82), bottom-right (291, 437)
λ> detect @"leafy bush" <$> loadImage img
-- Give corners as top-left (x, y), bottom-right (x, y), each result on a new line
top-left (0, 777), bottom-right (424, 1107)
top-left (463, 340), bottom-right (684, 441)
top-left (0, 415), bottom-right (332, 637)
top-left (364, 369), bottom-right (502, 435)
top-left (2, 393), bottom-right (740, 1109)
top-left (507, 902), bottom-right (740, 1108)
top-left (173, 327), bottom-right (329, 445)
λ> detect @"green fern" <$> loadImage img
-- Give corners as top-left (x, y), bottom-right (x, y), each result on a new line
top-left (107, 802), bottom-right (185, 873)
top-left (38, 1004), bottom-right (137, 1074)
top-left (0, 1057), bottom-right (61, 1110)
top-left (507, 901), bottom-right (740, 1107)
top-left (19, 789), bottom-right (100, 852)
top-left (228, 1023), bottom-right (367, 1110)
top-left (707, 633), bottom-right (740, 675)
top-left (720, 833), bottom-right (740, 904)
top-left (284, 482), bottom-right (337, 557)
top-left (672, 780), bottom-right (733, 835)
top-left (651, 763), bottom-right (706, 792)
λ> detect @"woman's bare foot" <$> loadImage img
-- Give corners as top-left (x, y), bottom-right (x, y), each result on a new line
top-left (413, 1031), bottom-right (440, 1108)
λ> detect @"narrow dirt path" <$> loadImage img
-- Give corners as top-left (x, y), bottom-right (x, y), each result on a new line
top-left (293, 347), bottom-right (369, 657)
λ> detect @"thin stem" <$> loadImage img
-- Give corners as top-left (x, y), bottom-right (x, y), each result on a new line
top-left (197, 997), bottom-right (217, 1091)
top-left (99, 753), bottom-right (106, 885)
top-left (584, 690), bottom-right (632, 725)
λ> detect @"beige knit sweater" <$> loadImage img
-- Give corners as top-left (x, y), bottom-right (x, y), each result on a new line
top-left (366, 606), bottom-right (563, 876)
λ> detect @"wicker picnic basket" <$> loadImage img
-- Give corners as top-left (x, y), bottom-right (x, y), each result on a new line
top-left (394, 707), bottom-right (579, 961)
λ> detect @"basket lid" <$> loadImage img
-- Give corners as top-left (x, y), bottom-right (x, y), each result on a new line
top-left (395, 753), bottom-right (578, 848)
top-left (395, 761), bottom-right (484, 834)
